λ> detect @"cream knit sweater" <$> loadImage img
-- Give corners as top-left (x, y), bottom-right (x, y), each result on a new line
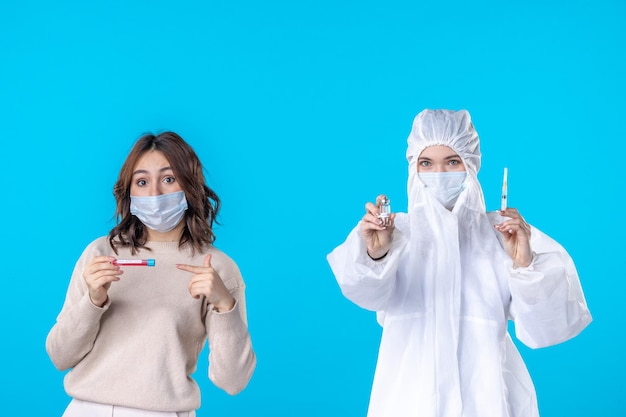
top-left (46, 237), bottom-right (256, 412)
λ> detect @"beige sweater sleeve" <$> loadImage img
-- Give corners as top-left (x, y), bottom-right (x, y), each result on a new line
top-left (203, 252), bottom-right (256, 395)
top-left (46, 240), bottom-right (110, 370)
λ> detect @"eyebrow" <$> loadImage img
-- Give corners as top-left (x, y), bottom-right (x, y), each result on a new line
top-left (132, 166), bottom-right (174, 176)
top-left (418, 155), bottom-right (461, 161)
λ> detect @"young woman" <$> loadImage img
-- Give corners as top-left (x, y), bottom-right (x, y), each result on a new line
top-left (47, 132), bottom-right (256, 416)
top-left (327, 109), bottom-right (591, 417)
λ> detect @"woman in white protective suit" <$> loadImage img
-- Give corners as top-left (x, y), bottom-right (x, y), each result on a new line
top-left (326, 109), bottom-right (591, 417)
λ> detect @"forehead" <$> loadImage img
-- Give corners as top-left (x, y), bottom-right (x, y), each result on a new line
top-left (133, 150), bottom-right (172, 172)
top-left (418, 145), bottom-right (460, 159)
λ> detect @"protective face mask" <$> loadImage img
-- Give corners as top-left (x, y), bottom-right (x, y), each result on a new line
top-left (130, 190), bottom-right (188, 233)
top-left (419, 172), bottom-right (467, 209)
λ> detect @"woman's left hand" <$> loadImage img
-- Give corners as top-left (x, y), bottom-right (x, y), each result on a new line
top-left (177, 254), bottom-right (236, 312)
top-left (495, 208), bottom-right (533, 268)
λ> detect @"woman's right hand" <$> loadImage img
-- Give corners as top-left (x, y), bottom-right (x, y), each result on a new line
top-left (83, 256), bottom-right (123, 307)
top-left (360, 194), bottom-right (396, 260)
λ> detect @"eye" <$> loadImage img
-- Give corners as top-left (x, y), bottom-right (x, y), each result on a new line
top-left (163, 176), bottom-right (176, 184)
top-left (448, 159), bottom-right (461, 166)
top-left (136, 179), bottom-right (147, 187)
top-left (419, 160), bottom-right (431, 167)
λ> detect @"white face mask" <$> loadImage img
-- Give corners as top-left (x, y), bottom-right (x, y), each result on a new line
top-left (419, 172), bottom-right (467, 209)
top-left (130, 190), bottom-right (188, 232)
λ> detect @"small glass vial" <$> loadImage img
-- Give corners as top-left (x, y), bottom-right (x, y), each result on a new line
top-left (378, 196), bottom-right (391, 226)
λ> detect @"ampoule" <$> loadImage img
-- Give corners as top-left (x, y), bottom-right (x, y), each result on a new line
top-left (378, 196), bottom-right (391, 227)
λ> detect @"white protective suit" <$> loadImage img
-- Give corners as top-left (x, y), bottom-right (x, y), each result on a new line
top-left (327, 110), bottom-right (591, 417)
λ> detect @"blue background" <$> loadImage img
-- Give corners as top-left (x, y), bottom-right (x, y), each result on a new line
top-left (1, 0), bottom-right (624, 415)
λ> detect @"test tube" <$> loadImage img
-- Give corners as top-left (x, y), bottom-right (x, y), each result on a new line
top-left (378, 197), bottom-right (391, 226)
top-left (113, 259), bottom-right (155, 267)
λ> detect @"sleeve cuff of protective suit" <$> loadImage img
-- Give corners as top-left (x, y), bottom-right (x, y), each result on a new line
top-left (508, 252), bottom-right (537, 273)
top-left (356, 229), bottom-right (408, 273)
top-left (508, 252), bottom-right (568, 304)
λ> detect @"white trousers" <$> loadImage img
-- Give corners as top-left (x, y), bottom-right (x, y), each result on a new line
top-left (62, 399), bottom-right (195, 417)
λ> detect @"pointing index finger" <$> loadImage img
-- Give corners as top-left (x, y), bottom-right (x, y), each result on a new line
top-left (176, 263), bottom-right (204, 273)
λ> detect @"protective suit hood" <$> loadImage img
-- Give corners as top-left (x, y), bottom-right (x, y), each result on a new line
top-left (406, 109), bottom-right (485, 214)
top-left (406, 109), bottom-right (481, 175)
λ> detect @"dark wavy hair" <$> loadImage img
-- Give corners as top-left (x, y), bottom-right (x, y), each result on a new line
top-left (108, 131), bottom-right (220, 255)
